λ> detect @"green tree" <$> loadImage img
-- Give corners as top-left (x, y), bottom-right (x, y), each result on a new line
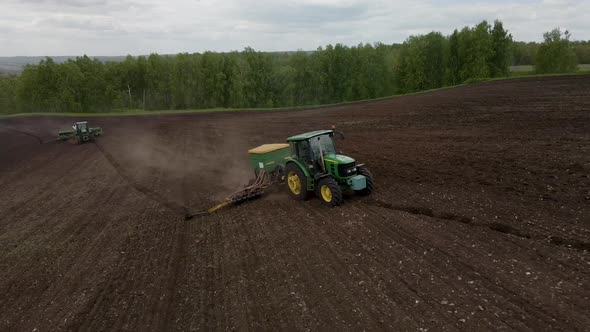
top-left (17, 58), bottom-right (60, 112)
top-left (395, 32), bottom-right (448, 93)
top-left (457, 21), bottom-right (493, 81)
top-left (447, 30), bottom-right (461, 85)
top-left (55, 61), bottom-right (84, 112)
top-left (490, 20), bottom-right (512, 77)
top-left (511, 41), bottom-right (539, 65)
top-left (0, 76), bottom-right (18, 113)
top-left (145, 54), bottom-right (174, 109)
top-left (242, 47), bottom-right (276, 107)
top-left (72, 55), bottom-right (114, 112)
top-left (573, 40), bottom-right (590, 64)
top-left (290, 51), bottom-right (320, 105)
top-left (536, 29), bottom-right (578, 73)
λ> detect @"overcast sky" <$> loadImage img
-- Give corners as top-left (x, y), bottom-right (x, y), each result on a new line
top-left (1, 0), bottom-right (588, 56)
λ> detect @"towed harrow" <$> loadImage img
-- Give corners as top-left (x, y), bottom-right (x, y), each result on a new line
top-left (185, 169), bottom-right (275, 219)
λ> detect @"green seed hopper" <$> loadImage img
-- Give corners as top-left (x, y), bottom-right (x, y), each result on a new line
top-left (248, 143), bottom-right (290, 179)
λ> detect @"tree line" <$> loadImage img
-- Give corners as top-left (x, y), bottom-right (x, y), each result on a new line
top-left (0, 20), bottom-right (585, 114)
top-left (513, 39), bottom-right (590, 66)
top-left (395, 20), bottom-right (513, 92)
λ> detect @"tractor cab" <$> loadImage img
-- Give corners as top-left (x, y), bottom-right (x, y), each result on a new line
top-left (74, 121), bottom-right (90, 141)
top-left (75, 121), bottom-right (89, 133)
top-left (287, 130), bottom-right (358, 179)
top-left (310, 133), bottom-right (337, 160)
top-left (287, 130), bottom-right (337, 173)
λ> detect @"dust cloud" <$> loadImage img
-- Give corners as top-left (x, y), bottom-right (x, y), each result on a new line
top-left (115, 122), bottom-right (256, 203)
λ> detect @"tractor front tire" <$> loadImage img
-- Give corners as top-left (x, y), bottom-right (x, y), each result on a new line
top-left (356, 166), bottom-right (374, 196)
top-left (317, 177), bottom-right (343, 207)
top-left (286, 163), bottom-right (310, 201)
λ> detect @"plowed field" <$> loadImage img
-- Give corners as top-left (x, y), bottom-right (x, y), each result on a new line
top-left (1, 76), bottom-right (589, 331)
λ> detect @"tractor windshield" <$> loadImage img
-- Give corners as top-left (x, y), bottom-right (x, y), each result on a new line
top-left (77, 123), bottom-right (88, 132)
top-left (310, 134), bottom-right (336, 157)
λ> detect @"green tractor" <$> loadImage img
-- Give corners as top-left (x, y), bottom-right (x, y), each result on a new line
top-left (186, 129), bottom-right (373, 217)
top-left (248, 130), bottom-right (373, 206)
top-left (58, 121), bottom-right (103, 144)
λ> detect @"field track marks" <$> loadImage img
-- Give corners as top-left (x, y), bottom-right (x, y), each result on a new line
top-left (216, 203), bottom-right (339, 329)
top-left (93, 140), bottom-right (189, 217)
top-left (0, 149), bottom-right (132, 330)
top-left (0, 144), bottom-right (91, 236)
top-left (356, 202), bottom-right (589, 329)
top-left (159, 124), bottom-right (192, 331)
top-left (368, 196), bottom-right (590, 252)
top-left (0, 125), bottom-right (44, 144)
top-left (193, 217), bottom-right (220, 330)
top-left (306, 203), bottom-right (461, 329)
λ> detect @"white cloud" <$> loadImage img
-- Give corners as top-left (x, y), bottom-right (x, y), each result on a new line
top-left (0, 0), bottom-right (588, 56)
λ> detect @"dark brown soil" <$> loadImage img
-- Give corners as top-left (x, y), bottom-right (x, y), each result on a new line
top-left (1, 75), bottom-right (589, 331)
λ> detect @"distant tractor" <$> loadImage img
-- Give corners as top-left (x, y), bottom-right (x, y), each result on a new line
top-left (248, 130), bottom-right (373, 206)
top-left (58, 121), bottom-right (103, 144)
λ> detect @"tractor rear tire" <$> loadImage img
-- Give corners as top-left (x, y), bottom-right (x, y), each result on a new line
top-left (317, 177), bottom-right (343, 207)
top-left (286, 163), bottom-right (310, 201)
top-left (356, 165), bottom-right (374, 196)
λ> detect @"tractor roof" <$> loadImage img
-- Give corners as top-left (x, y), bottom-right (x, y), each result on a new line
top-left (287, 130), bottom-right (333, 142)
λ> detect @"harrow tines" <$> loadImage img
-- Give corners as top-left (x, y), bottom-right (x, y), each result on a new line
top-left (187, 170), bottom-right (274, 219)
top-left (227, 170), bottom-right (271, 204)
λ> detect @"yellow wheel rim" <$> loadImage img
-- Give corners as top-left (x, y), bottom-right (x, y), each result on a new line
top-left (288, 171), bottom-right (301, 195)
top-left (320, 185), bottom-right (332, 202)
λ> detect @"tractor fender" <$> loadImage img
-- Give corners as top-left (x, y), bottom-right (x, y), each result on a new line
top-left (285, 159), bottom-right (314, 191)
